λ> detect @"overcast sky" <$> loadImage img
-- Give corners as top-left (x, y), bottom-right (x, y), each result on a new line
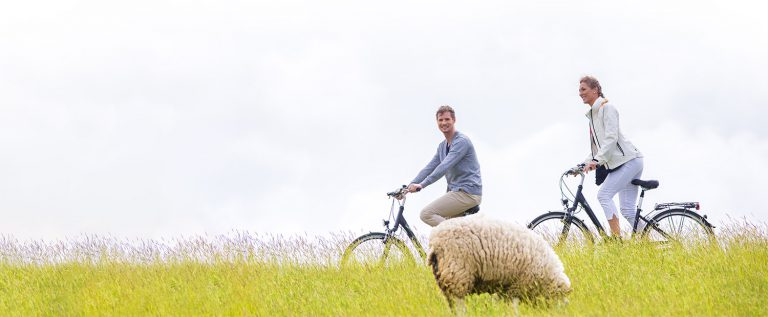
top-left (1, 0), bottom-right (767, 240)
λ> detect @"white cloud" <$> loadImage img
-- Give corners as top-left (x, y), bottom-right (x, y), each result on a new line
top-left (0, 0), bottom-right (765, 239)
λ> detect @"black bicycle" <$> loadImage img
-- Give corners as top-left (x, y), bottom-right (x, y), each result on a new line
top-left (340, 185), bottom-right (479, 267)
top-left (528, 164), bottom-right (716, 247)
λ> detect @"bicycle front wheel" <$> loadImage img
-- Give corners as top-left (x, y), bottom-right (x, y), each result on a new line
top-left (528, 212), bottom-right (594, 247)
top-left (641, 209), bottom-right (715, 247)
top-left (340, 232), bottom-right (414, 267)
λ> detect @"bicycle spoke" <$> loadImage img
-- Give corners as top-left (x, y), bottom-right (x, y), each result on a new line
top-left (341, 233), bottom-right (414, 267)
top-left (529, 213), bottom-right (592, 247)
top-left (676, 216), bottom-right (686, 236)
top-left (642, 209), bottom-right (714, 247)
top-left (651, 223), bottom-right (674, 241)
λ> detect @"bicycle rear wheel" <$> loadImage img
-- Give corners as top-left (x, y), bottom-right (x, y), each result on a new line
top-left (528, 212), bottom-right (594, 247)
top-left (340, 232), bottom-right (414, 267)
top-left (641, 209), bottom-right (715, 247)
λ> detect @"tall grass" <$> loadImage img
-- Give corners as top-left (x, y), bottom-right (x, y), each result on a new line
top-left (0, 221), bottom-right (766, 316)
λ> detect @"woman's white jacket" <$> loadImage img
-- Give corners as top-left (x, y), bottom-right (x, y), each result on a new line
top-left (584, 97), bottom-right (642, 169)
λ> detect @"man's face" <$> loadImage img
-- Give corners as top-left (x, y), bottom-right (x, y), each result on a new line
top-left (579, 82), bottom-right (599, 105)
top-left (436, 112), bottom-right (455, 134)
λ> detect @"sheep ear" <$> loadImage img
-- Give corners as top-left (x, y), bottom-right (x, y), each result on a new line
top-left (427, 251), bottom-right (441, 279)
top-left (428, 251), bottom-right (441, 269)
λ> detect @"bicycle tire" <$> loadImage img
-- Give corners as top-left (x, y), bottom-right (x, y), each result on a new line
top-left (340, 232), bottom-right (414, 267)
top-left (528, 212), bottom-right (594, 246)
top-left (641, 208), bottom-right (715, 247)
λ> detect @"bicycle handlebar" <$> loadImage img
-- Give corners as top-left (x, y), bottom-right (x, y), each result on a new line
top-left (564, 163), bottom-right (586, 176)
top-left (387, 185), bottom-right (420, 199)
top-left (386, 186), bottom-right (406, 197)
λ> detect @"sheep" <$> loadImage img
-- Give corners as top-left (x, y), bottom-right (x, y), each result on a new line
top-left (427, 214), bottom-right (571, 313)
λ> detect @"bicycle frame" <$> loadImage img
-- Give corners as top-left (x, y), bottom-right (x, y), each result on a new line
top-left (565, 170), bottom-right (661, 238)
top-left (527, 165), bottom-right (717, 247)
top-left (566, 172), bottom-right (609, 237)
top-left (385, 197), bottom-right (427, 260)
top-left (564, 169), bottom-right (707, 239)
top-left (342, 187), bottom-right (483, 267)
top-left (631, 187), bottom-right (660, 235)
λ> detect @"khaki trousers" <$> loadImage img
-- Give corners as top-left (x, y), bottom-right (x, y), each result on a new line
top-left (420, 190), bottom-right (482, 227)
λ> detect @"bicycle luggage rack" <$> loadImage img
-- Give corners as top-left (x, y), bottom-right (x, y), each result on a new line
top-left (654, 202), bottom-right (700, 211)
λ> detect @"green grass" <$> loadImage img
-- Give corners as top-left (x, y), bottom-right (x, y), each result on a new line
top-left (0, 223), bottom-right (766, 316)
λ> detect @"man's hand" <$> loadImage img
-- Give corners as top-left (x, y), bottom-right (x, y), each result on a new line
top-left (583, 161), bottom-right (598, 174)
top-left (407, 183), bottom-right (423, 193)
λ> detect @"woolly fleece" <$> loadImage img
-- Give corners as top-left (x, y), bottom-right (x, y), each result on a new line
top-left (428, 214), bottom-right (571, 306)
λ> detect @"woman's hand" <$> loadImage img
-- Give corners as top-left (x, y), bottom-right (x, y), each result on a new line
top-left (583, 161), bottom-right (598, 173)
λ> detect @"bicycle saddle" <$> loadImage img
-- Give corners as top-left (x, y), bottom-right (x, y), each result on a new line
top-left (462, 205), bottom-right (480, 215)
top-left (632, 179), bottom-right (659, 190)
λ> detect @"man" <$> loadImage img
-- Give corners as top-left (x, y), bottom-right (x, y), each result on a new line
top-left (407, 105), bottom-right (482, 227)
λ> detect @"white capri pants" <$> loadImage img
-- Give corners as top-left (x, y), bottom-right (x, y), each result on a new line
top-left (597, 157), bottom-right (643, 227)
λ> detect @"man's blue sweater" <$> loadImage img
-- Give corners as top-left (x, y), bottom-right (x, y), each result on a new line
top-left (411, 131), bottom-right (482, 195)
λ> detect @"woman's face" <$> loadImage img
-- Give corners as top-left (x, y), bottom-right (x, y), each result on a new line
top-left (579, 82), bottom-right (599, 106)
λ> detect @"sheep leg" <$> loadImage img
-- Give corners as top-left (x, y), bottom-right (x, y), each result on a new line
top-left (448, 297), bottom-right (466, 316)
top-left (445, 295), bottom-right (455, 310)
top-left (512, 297), bottom-right (520, 317)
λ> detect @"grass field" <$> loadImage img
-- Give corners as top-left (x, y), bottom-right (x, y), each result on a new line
top-left (0, 221), bottom-right (766, 316)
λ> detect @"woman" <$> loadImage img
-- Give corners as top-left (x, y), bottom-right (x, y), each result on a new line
top-left (579, 76), bottom-right (643, 237)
